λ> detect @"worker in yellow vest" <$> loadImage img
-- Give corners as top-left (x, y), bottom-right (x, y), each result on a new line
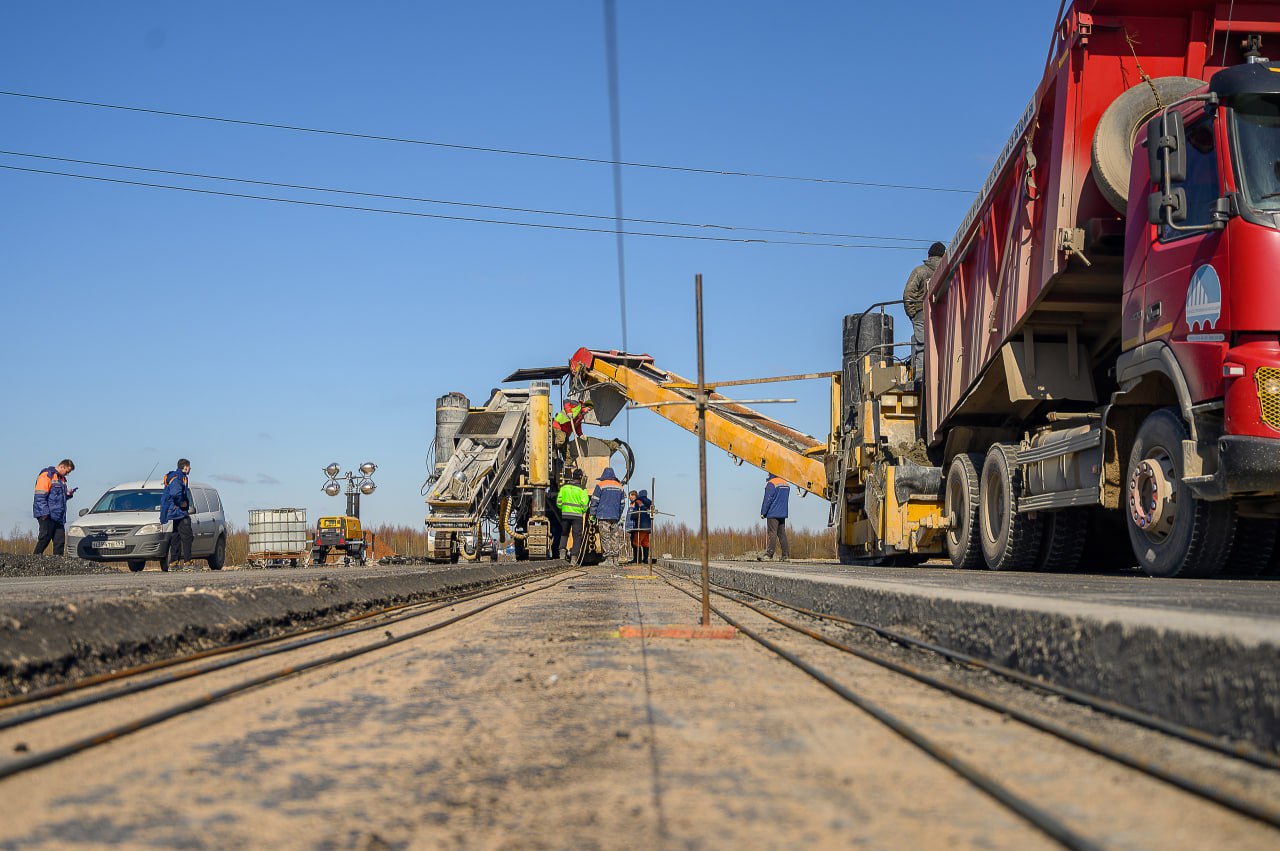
top-left (555, 469), bottom-right (591, 563)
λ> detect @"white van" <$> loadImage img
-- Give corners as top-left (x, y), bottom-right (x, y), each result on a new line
top-left (67, 480), bottom-right (229, 571)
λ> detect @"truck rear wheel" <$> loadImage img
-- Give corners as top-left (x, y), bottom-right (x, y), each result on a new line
top-left (1037, 509), bottom-right (1089, 572)
top-left (1092, 76), bottom-right (1206, 213)
top-left (944, 453), bottom-right (984, 569)
top-left (1125, 408), bottom-right (1235, 577)
top-left (979, 444), bottom-right (1043, 571)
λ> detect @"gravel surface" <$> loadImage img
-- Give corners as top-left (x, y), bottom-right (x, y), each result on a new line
top-left (0, 553), bottom-right (121, 578)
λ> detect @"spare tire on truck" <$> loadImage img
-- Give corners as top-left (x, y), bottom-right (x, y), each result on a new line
top-left (1091, 76), bottom-right (1205, 214)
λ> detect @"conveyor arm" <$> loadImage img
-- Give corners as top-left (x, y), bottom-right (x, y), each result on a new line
top-left (569, 348), bottom-right (833, 499)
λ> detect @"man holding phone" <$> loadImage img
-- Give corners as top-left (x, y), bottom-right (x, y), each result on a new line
top-left (33, 459), bottom-right (77, 556)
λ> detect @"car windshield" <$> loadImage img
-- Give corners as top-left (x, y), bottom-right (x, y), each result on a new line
top-left (91, 489), bottom-right (163, 513)
top-left (1232, 94), bottom-right (1280, 212)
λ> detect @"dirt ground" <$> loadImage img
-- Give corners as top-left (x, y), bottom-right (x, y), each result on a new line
top-left (0, 567), bottom-right (1276, 850)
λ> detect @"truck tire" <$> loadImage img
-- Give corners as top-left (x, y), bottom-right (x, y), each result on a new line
top-left (1125, 408), bottom-right (1235, 577)
top-left (1225, 515), bottom-right (1278, 576)
top-left (979, 444), bottom-right (1044, 571)
top-left (944, 453), bottom-right (984, 569)
top-left (1092, 76), bottom-right (1205, 213)
top-left (1037, 509), bottom-right (1089, 571)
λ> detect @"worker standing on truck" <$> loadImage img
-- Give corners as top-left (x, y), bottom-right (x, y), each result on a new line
top-left (161, 459), bottom-right (194, 570)
top-left (556, 470), bottom-right (590, 563)
top-left (903, 242), bottom-right (946, 375)
top-left (552, 398), bottom-right (593, 451)
top-left (32, 459), bottom-right (76, 556)
top-left (589, 466), bottom-right (626, 563)
top-left (759, 473), bottom-right (791, 562)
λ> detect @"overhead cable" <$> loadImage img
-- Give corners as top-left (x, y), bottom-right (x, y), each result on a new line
top-left (0, 164), bottom-right (926, 250)
top-left (0, 150), bottom-right (936, 243)
top-left (0, 89), bottom-right (978, 194)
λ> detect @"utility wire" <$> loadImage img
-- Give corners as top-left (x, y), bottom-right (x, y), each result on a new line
top-left (604, 0), bottom-right (630, 442)
top-left (0, 150), bottom-right (935, 243)
top-left (0, 89), bottom-right (978, 195)
top-left (0, 164), bottom-right (926, 249)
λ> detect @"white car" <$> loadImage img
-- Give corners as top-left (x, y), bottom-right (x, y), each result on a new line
top-left (67, 480), bottom-right (228, 572)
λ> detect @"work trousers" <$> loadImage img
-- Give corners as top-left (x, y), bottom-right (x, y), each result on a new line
top-left (766, 517), bottom-right (790, 560)
top-left (563, 514), bottom-right (585, 563)
top-left (34, 516), bottom-right (66, 556)
top-left (169, 516), bottom-right (194, 562)
top-left (597, 519), bottom-right (623, 563)
top-left (909, 310), bottom-right (925, 376)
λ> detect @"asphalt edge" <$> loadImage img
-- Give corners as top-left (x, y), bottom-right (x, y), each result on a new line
top-left (0, 562), bottom-right (560, 698)
top-left (660, 559), bottom-right (1280, 752)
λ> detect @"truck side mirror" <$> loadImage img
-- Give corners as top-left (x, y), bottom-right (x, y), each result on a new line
top-left (1146, 110), bottom-right (1187, 184)
top-left (1148, 187), bottom-right (1188, 225)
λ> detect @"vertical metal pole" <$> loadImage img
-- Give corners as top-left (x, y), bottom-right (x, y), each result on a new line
top-left (650, 475), bottom-right (656, 564)
top-left (695, 274), bottom-right (711, 627)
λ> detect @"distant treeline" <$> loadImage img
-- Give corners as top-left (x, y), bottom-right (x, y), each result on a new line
top-left (4, 519), bottom-right (836, 563)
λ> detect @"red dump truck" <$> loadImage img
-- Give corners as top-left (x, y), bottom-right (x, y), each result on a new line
top-left (839, 0), bottom-right (1280, 577)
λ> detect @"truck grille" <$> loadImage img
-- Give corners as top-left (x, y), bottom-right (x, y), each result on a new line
top-left (1255, 368), bottom-right (1280, 429)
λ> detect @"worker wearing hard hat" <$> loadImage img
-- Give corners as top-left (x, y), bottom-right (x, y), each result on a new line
top-left (758, 472), bottom-right (791, 562)
top-left (902, 241), bottom-right (946, 376)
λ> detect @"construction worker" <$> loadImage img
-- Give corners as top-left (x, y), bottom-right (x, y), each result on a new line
top-left (759, 472), bottom-right (791, 562)
top-left (589, 466), bottom-right (626, 563)
top-left (625, 489), bottom-right (653, 565)
top-left (33, 459), bottom-right (76, 556)
top-left (161, 459), bottom-right (194, 570)
top-left (552, 398), bottom-right (594, 451)
top-left (903, 241), bottom-right (946, 375)
top-left (555, 469), bottom-right (590, 563)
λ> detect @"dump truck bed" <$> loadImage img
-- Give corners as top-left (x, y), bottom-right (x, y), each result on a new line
top-left (922, 0), bottom-right (1253, 445)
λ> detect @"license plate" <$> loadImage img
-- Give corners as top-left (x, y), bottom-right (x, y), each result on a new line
top-left (93, 540), bottom-right (126, 549)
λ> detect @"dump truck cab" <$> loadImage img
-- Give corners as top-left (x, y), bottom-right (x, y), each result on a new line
top-left (1120, 61), bottom-right (1280, 497)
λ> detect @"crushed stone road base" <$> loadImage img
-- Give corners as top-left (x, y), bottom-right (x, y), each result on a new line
top-left (0, 562), bottom-right (558, 697)
top-left (661, 558), bottom-right (1280, 752)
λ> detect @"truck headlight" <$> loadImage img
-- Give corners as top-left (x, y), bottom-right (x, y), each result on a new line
top-left (135, 523), bottom-right (167, 535)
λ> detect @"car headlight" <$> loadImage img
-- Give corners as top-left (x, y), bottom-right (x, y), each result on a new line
top-left (67, 525), bottom-right (86, 537)
top-left (135, 523), bottom-right (167, 535)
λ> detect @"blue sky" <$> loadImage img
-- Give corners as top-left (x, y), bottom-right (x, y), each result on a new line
top-left (0, 2), bottom-right (1053, 537)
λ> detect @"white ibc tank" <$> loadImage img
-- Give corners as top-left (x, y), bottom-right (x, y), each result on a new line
top-left (248, 508), bottom-right (309, 554)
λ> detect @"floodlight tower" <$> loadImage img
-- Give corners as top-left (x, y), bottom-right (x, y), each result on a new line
top-left (321, 462), bottom-right (378, 518)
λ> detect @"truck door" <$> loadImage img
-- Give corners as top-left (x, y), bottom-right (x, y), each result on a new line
top-left (1142, 111), bottom-right (1229, 401)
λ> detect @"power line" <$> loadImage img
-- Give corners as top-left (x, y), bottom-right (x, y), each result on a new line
top-left (0, 150), bottom-right (936, 243)
top-left (0, 164), bottom-right (926, 249)
top-left (0, 89), bottom-right (978, 195)
top-left (604, 0), bottom-right (630, 392)
top-left (603, 0), bottom-right (633, 442)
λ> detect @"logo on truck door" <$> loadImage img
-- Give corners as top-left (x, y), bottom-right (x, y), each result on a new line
top-left (1185, 265), bottom-right (1222, 331)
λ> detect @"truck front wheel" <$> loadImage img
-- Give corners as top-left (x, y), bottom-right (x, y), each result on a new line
top-left (1125, 408), bottom-right (1235, 577)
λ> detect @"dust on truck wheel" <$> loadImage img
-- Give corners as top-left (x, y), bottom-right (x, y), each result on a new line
top-left (1125, 407), bottom-right (1235, 577)
top-left (1091, 76), bottom-right (1205, 214)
